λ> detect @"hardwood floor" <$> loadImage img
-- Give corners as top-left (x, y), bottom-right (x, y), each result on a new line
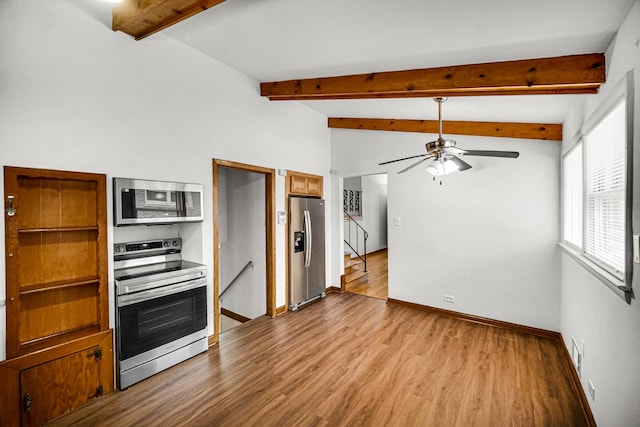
top-left (48, 293), bottom-right (587, 427)
top-left (345, 249), bottom-right (388, 300)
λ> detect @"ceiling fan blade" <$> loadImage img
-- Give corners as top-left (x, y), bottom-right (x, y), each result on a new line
top-left (460, 149), bottom-right (520, 158)
top-left (448, 155), bottom-right (472, 171)
top-left (443, 146), bottom-right (465, 156)
top-left (378, 154), bottom-right (428, 165)
top-left (397, 156), bottom-right (432, 174)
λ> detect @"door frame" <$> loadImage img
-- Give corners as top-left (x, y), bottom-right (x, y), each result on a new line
top-left (210, 159), bottom-right (276, 346)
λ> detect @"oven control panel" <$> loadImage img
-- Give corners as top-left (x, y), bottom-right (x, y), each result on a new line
top-left (114, 238), bottom-right (182, 256)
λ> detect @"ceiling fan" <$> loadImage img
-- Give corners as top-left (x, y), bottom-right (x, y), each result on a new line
top-left (379, 98), bottom-right (519, 178)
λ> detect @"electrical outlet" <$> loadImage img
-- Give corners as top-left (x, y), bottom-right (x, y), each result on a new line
top-left (444, 294), bottom-right (455, 303)
top-left (571, 338), bottom-right (582, 378)
top-left (588, 379), bottom-right (595, 401)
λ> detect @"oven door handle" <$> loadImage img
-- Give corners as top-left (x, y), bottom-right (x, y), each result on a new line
top-left (118, 279), bottom-right (206, 307)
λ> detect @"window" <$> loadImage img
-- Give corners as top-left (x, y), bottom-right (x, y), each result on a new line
top-left (562, 73), bottom-right (632, 296)
top-left (583, 100), bottom-right (627, 275)
top-left (563, 143), bottom-right (583, 247)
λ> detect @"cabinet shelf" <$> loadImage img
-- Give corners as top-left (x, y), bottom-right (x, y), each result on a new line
top-left (16, 325), bottom-right (103, 357)
top-left (19, 276), bottom-right (100, 295)
top-left (18, 226), bottom-right (98, 234)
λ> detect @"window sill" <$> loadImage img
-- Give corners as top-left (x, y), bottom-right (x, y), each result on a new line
top-left (558, 242), bottom-right (632, 303)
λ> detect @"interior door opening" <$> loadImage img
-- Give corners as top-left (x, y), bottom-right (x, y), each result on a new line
top-left (212, 160), bottom-right (275, 345)
top-left (342, 173), bottom-right (388, 300)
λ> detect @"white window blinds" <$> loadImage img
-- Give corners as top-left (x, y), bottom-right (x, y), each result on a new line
top-left (583, 99), bottom-right (626, 275)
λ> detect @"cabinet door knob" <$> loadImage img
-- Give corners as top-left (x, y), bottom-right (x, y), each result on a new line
top-left (6, 196), bottom-right (16, 217)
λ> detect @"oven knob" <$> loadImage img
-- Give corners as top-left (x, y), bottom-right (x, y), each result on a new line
top-left (172, 240), bottom-right (178, 246)
top-left (115, 246), bottom-right (122, 253)
top-left (164, 241), bottom-right (170, 247)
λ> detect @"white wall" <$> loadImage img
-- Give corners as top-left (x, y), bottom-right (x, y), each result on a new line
top-left (218, 168), bottom-right (267, 319)
top-left (0, 0), bottom-right (331, 361)
top-left (331, 129), bottom-right (561, 330)
top-left (361, 174), bottom-right (388, 253)
top-left (560, 2), bottom-right (640, 425)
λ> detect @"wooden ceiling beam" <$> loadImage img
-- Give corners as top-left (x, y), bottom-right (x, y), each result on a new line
top-left (261, 53), bottom-right (605, 100)
top-left (328, 118), bottom-right (562, 141)
top-left (112, 0), bottom-right (225, 40)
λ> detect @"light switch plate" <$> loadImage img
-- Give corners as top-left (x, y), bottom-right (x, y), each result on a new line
top-left (633, 235), bottom-right (639, 263)
top-left (277, 210), bottom-right (287, 224)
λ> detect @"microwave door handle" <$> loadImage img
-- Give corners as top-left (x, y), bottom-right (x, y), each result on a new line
top-left (304, 210), bottom-right (312, 268)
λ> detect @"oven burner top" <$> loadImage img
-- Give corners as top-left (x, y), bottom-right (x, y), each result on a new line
top-left (113, 238), bottom-right (206, 296)
top-left (114, 260), bottom-right (204, 281)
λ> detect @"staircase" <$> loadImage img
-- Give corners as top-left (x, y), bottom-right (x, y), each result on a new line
top-left (343, 252), bottom-right (368, 287)
top-left (343, 211), bottom-right (369, 289)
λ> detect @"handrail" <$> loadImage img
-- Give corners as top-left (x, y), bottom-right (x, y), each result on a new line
top-left (343, 211), bottom-right (368, 272)
top-left (344, 211), bottom-right (368, 237)
top-left (219, 260), bottom-right (253, 299)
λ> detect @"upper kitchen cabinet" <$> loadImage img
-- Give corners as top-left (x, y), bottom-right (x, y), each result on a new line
top-left (287, 171), bottom-right (323, 198)
top-left (1, 166), bottom-right (112, 427)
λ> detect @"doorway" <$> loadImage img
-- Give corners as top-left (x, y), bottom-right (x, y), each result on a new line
top-left (342, 173), bottom-right (389, 300)
top-left (211, 160), bottom-right (275, 345)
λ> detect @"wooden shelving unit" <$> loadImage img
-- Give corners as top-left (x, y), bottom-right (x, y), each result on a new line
top-left (1, 166), bottom-right (112, 427)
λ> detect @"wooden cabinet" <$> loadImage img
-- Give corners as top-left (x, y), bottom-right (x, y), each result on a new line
top-left (287, 172), bottom-right (323, 197)
top-left (21, 345), bottom-right (103, 427)
top-left (0, 331), bottom-right (113, 427)
top-left (1, 167), bottom-right (112, 426)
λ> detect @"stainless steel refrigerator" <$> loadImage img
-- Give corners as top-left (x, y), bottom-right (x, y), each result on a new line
top-left (289, 196), bottom-right (326, 311)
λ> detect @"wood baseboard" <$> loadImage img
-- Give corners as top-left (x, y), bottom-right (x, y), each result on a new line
top-left (387, 298), bottom-right (559, 339)
top-left (275, 305), bottom-right (287, 316)
top-left (386, 297), bottom-right (596, 425)
top-left (557, 336), bottom-right (597, 426)
top-left (326, 286), bottom-right (343, 294)
top-left (221, 308), bottom-right (250, 323)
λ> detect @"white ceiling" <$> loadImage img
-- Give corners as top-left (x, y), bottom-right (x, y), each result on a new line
top-left (154, 0), bottom-right (635, 123)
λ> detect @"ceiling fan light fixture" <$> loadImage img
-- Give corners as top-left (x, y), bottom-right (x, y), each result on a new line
top-left (379, 97), bottom-right (519, 175)
top-left (425, 157), bottom-right (459, 176)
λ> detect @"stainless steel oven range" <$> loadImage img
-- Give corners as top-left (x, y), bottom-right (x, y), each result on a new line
top-left (114, 238), bottom-right (208, 389)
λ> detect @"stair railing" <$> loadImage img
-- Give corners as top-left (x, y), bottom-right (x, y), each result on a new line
top-left (219, 260), bottom-right (253, 300)
top-left (343, 212), bottom-right (368, 272)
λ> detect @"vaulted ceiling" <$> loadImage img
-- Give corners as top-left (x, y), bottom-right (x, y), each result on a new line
top-left (110, 0), bottom-right (636, 138)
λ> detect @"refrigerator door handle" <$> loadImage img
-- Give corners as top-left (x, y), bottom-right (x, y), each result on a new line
top-left (304, 210), bottom-right (312, 268)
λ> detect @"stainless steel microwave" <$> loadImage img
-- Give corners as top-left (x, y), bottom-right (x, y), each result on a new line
top-left (114, 178), bottom-right (204, 226)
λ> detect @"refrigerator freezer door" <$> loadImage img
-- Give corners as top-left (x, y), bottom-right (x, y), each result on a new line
top-left (289, 197), bottom-right (307, 308)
